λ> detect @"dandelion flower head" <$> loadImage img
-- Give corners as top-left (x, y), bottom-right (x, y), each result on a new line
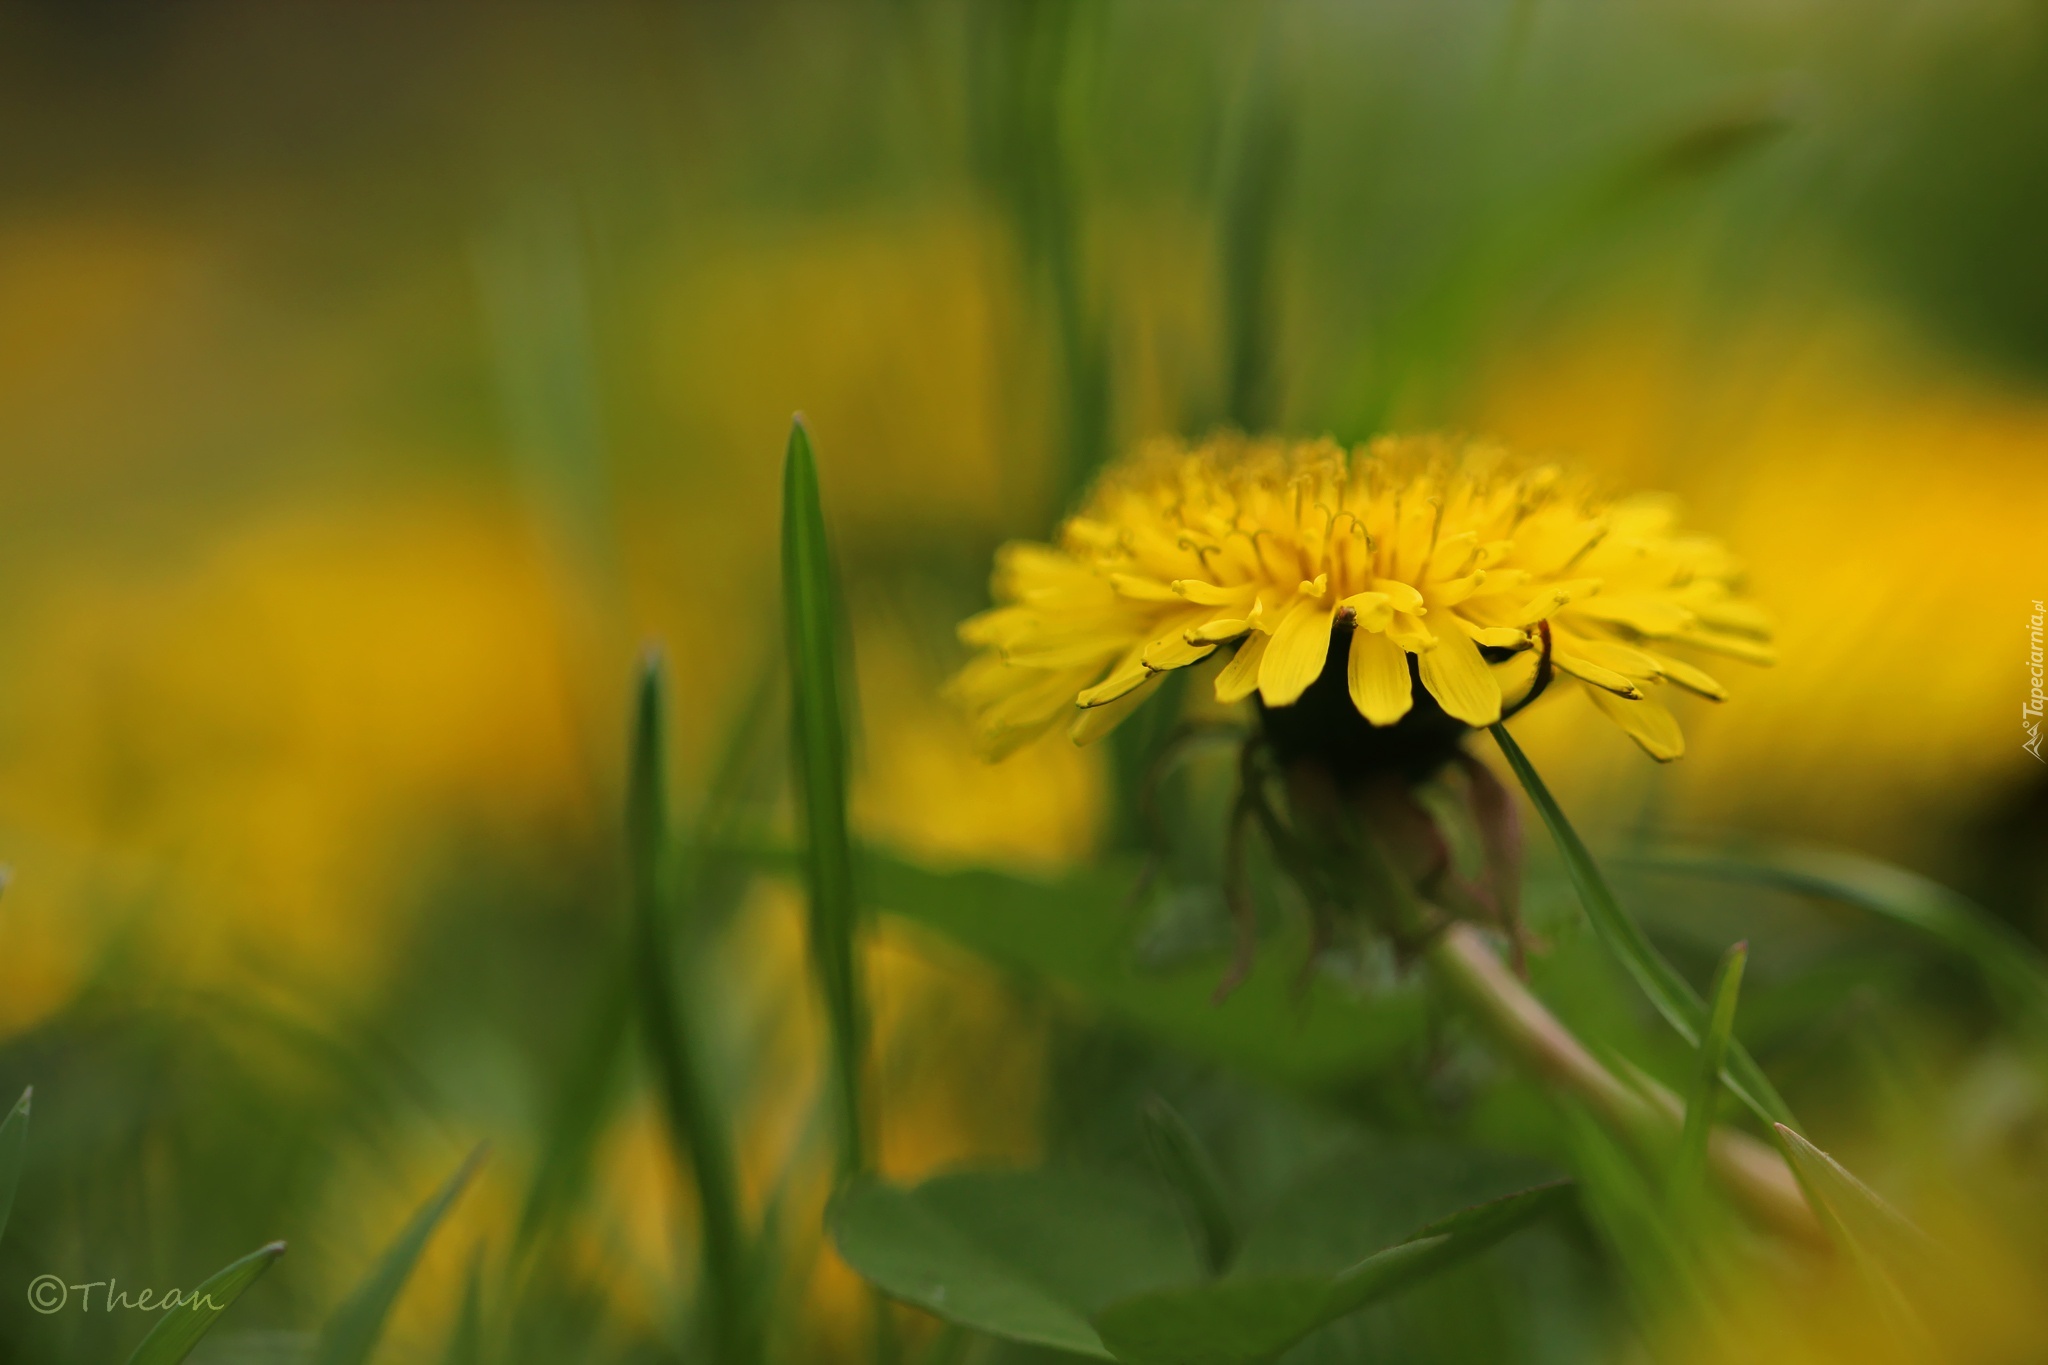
top-left (951, 433), bottom-right (1772, 767)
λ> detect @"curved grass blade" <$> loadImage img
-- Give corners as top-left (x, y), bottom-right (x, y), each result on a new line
top-left (782, 415), bottom-right (867, 1177)
top-left (1141, 1095), bottom-right (1239, 1277)
top-left (124, 1240), bottom-right (286, 1365)
top-left (1673, 943), bottom-right (1747, 1208)
top-left (1489, 724), bottom-right (1796, 1130)
top-left (441, 1248), bottom-right (485, 1365)
top-left (1092, 1181), bottom-right (1573, 1365)
top-left (313, 1145), bottom-right (486, 1365)
top-left (0, 1086), bottom-right (29, 1247)
top-left (1619, 841), bottom-right (2048, 1033)
top-left (627, 654), bottom-right (756, 1365)
top-left (1773, 1124), bottom-right (1936, 1351)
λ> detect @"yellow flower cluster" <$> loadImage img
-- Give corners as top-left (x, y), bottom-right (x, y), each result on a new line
top-left (952, 433), bottom-right (1772, 762)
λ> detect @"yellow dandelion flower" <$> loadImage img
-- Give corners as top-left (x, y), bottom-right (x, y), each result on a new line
top-left (951, 432), bottom-right (1771, 772)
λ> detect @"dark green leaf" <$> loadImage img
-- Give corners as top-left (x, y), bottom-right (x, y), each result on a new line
top-left (313, 1145), bottom-right (485, 1365)
top-left (1673, 942), bottom-right (1747, 1205)
top-left (782, 415), bottom-right (867, 1176)
top-left (1141, 1095), bottom-right (1238, 1276)
top-left (124, 1241), bottom-right (286, 1365)
top-left (857, 849), bottom-right (1426, 1088)
top-left (1489, 724), bottom-right (1796, 1130)
top-left (0, 1086), bottom-right (29, 1247)
top-left (830, 1169), bottom-right (1202, 1358)
top-left (1092, 1182), bottom-right (1573, 1365)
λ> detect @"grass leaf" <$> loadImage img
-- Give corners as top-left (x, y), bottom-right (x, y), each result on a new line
top-left (124, 1241), bottom-right (286, 1365)
top-left (313, 1145), bottom-right (486, 1365)
top-left (1141, 1095), bottom-right (1239, 1277)
top-left (1673, 942), bottom-right (1747, 1206)
top-left (1489, 724), bottom-right (1796, 1130)
top-left (1619, 840), bottom-right (2048, 1034)
top-left (0, 1086), bottom-right (29, 1247)
top-left (1092, 1181), bottom-right (1573, 1365)
top-left (627, 654), bottom-right (756, 1365)
top-left (782, 415), bottom-right (867, 1176)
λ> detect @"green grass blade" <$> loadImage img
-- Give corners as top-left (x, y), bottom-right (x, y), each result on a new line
top-left (0, 1086), bottom-right (30, 1247)
top-left (1619, 841), bottom-right (2048, 1033)
top-left (1673, 942), bottom-right (1747, 1206)
top-left (1773, 1124), bottom-right (1936, 1349)
top-left (782, 415), bottom-right (867, 1177)
top-left (1140, 1095), bottom-right (1239, 1276)
top-left (1489, 723), bottom-right (1796, 1130)
top-left (441, 1247), bottom-right (485, 1365)
top-left (313, 1144), bottom-right (486, 1365)
top-left (628, 655), bottom-right (757, 1365)
top-left (124, 1240), bottom-right (286, 1365)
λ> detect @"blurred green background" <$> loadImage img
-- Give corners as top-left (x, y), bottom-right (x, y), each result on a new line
top-left (0, 2), bottom-right (2045, 1361)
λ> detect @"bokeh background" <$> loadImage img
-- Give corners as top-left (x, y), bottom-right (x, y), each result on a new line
top-left (1, 1), bottom-right (2045, 1361)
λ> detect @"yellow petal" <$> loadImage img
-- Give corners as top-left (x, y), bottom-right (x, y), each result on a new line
top-left (1429, 570), bottom-right (1486, 606)
top-left (1673, 628), bottom-right (1776, 666)
top-left (1214, 633), bottom-right (1270, 703)
top-left (1142, 632), bottom-right (1216, 671)
top-left (1076, 661), bottom-right (1150, 707)
top-left (1347, 627), bottom-right (1414, 726)
top-left (1554, 652), bottom-right (1644, 698)
top-left (1645, 651), bottom-right (1729, 701)
top-left (1515, 577), bottom-right (1604, 626)
top-left (1386, 610), bottom-right (1437, 653)
top-left (1373, 579), bottom-right (1426, 614)
top-left (1299, 573), bottom-right (1329, 598)
top-left (1562, 638), bottom-right (1662, 679)
top-left (1070, 672), bottom-right (1165, 746)
top-left (1185, 616), bottom-right (1250, 645)
top-left (1258, 597), bottom-right (1337, 706)
top-left (1565, 593), bottom-right (1695, 637)
top-left (1173, 579), bottom-right (1259, 606)
top-left (1584, 685), bottom-right (1685, 761)
top-left (1416, 618), bottom-right (1503, 725)
top-left (1109, 573), bottom-right (1181, 602)
top-left (1338, 591), bottom-right (1393, 632)
top-left (1455, 618), bottom-right (1531, 651)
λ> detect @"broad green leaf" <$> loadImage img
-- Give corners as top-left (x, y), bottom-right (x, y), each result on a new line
top-left (830, 1169), bottom-right (1201, 1358)
top-left (313, 1145), bottom-right (486, 1365)
top-left (1673, 942), bottom-right (1747, 1205)
top-left (1489, 724), bottom-right (1796, 1130)
top-left (1142, 1095), bottom-right (1238, 1276)
top-left (1619, 841), bottom-right (2048, 1033)
top-left (626, 655), bottom-right (755, 1365)
top-left (857, 849), bottom-right (1426, 1088)
top-left (124, 1240), bottom-right (286, 1365)
top-left (782, 415), bottom-right (866, 1176)
top-left (1092, 1182), bottom-right (1572, 1365)
top-left (0, 1086), bottom-right (29, 1246)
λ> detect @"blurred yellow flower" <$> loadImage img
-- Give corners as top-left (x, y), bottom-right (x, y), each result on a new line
top-left (952, 433), bottom-right (1770, 765)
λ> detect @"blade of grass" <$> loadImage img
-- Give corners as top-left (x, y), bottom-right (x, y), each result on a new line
top-left (1773, 1124), bottom-right (1935, 1350)
top-left (628, 655), bottom-right (757, 1365)
top-left (0, 1087), bottom-right (29, 1246)
top-left (313, 1144), bottom-right (486, 1365)
top-left (782, 416), bottom-right (868, 1178)
top-left (124, 1240), bottom-right (286, 1365)
top-left (1489, 723), bottom-right (1796, 1130)
top-left (1673, 943), bottom-right (1747, 1208)
top-left (1140, 1095), bottom-right (1238, 1277)
top-left (442, 1248), bottom-right (485, 1365)
top-left (1620, 841), bottom-right (2048, 1034)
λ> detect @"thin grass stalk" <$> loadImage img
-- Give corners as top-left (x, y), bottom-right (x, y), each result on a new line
top-left (628, 657), bottom-right (756, 1365)
top-left (781, 417), bottom-right (868, 1178)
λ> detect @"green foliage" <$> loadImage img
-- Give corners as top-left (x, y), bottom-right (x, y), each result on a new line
top-left (1093, 1182), bottom-right (1572, 1365)
top-left (1672, 943), bottom-right (1747, 1207)
top-left (0, 1087), bottom-right (28, 1247)
top-left (1140, 1095), bottom-right (1239, 1277)
top-left (782, 416), bottom-right (869, 1178)
top-left (312, 1146), bottom-right (485, 1365)
top-left (122, 1241), bottom-right (286, 1365)
top-left (1490, 724), bottom-right (1796, 1129)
